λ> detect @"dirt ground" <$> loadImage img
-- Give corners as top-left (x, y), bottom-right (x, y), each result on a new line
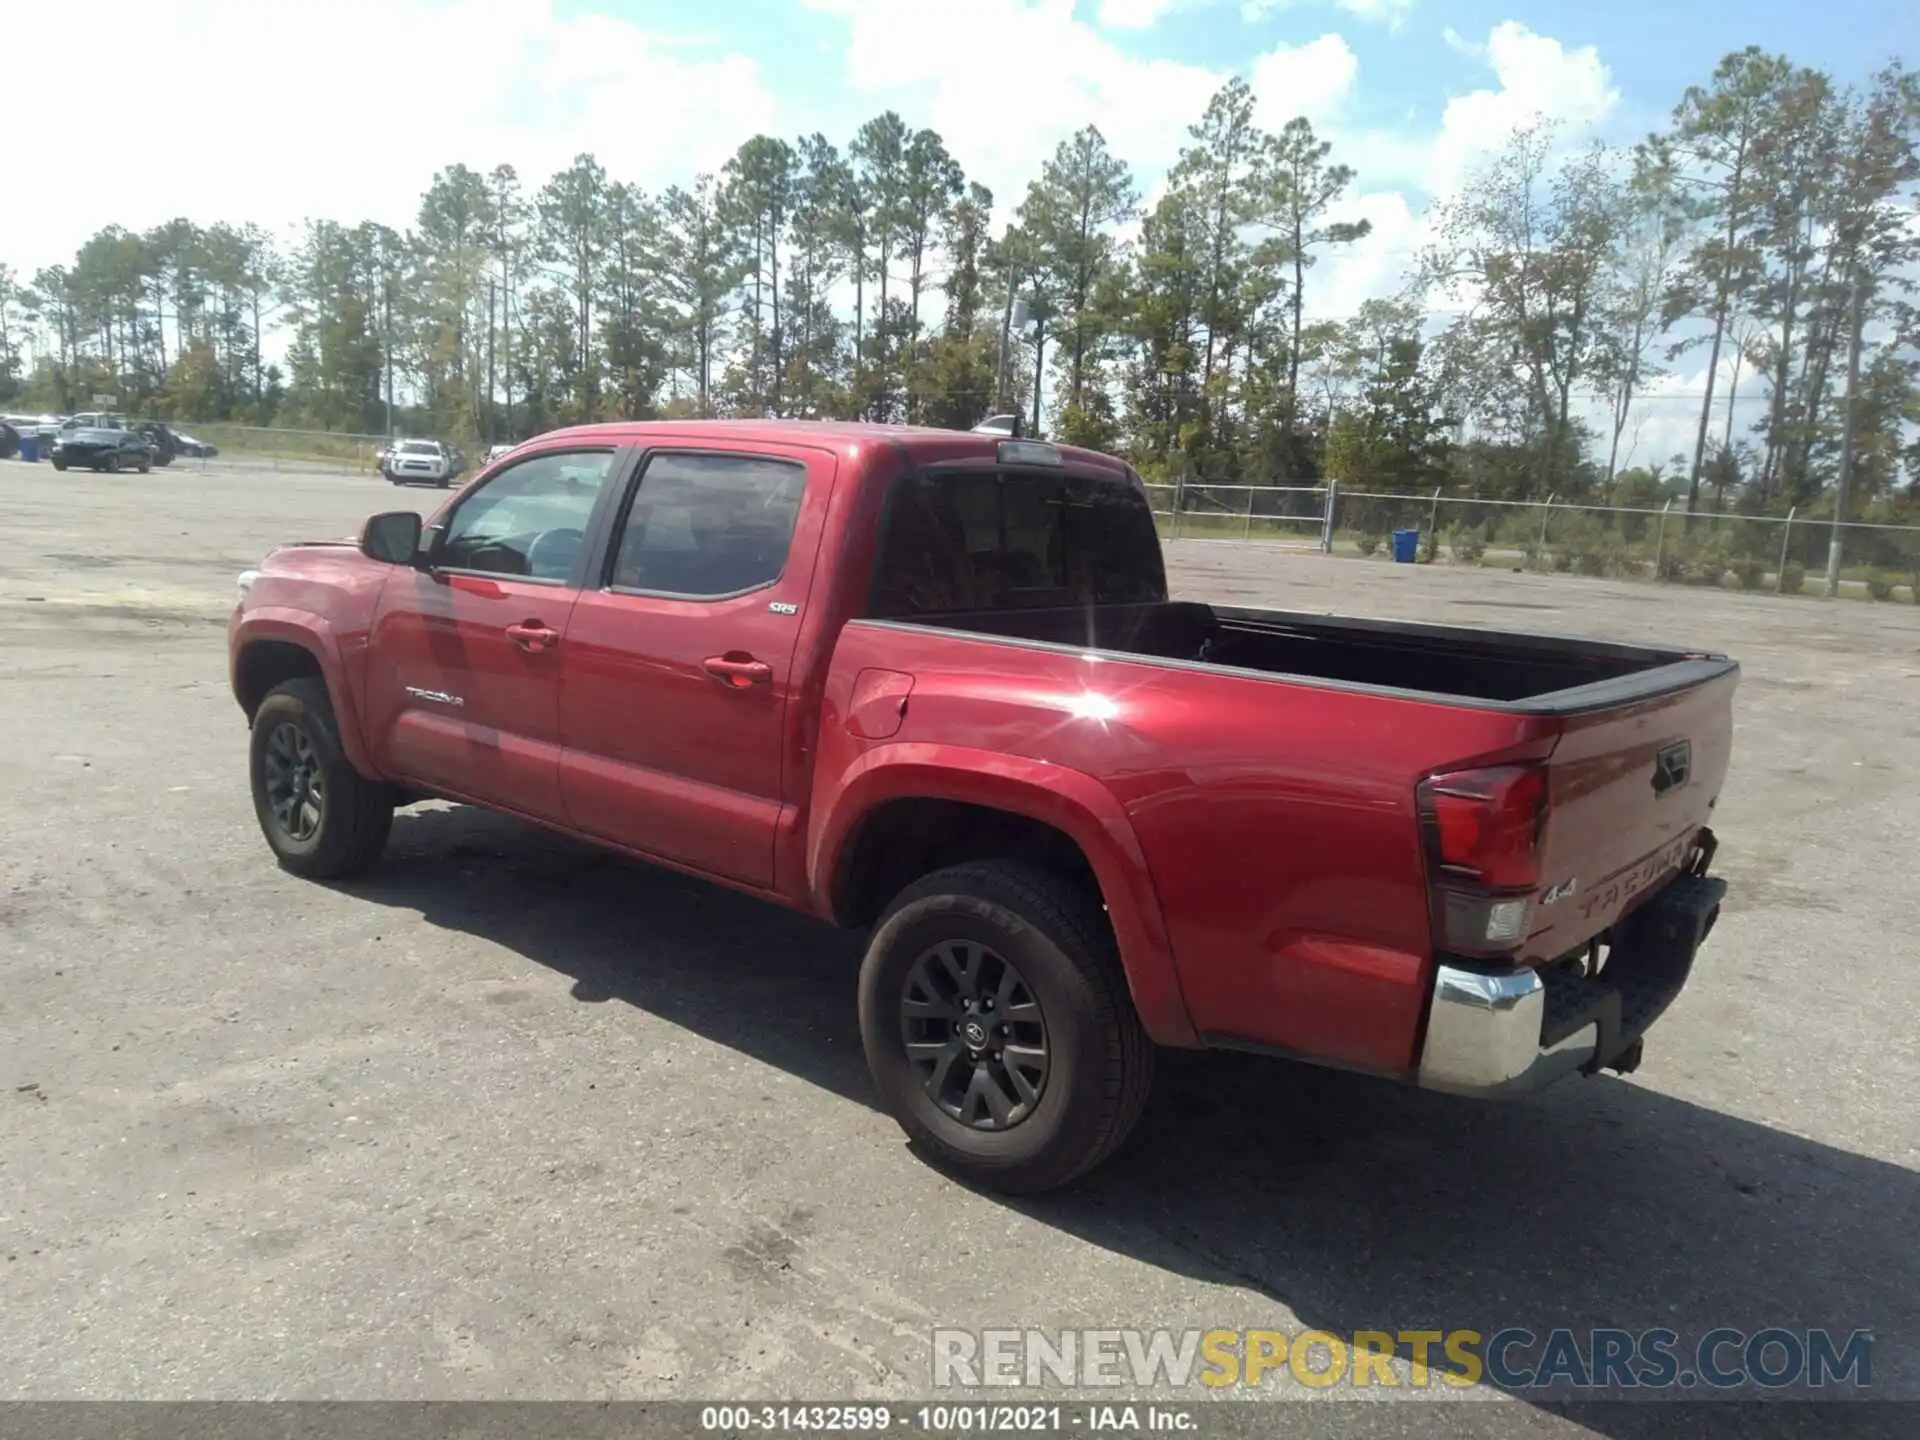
top-left (1, 461), bottom-right (1914, 1419)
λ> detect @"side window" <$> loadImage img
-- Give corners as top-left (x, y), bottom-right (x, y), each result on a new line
top-left (609, 452), bottom-right (805, 598)
top-left (436, 450), bottom-right (614, 581)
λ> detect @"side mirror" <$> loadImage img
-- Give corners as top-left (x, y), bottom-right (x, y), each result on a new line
top-left (360, 510), bottom-right (423, 565)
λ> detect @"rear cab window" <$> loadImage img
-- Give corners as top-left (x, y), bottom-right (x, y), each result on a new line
top-left (872, 467), bottom-right (1167, 617)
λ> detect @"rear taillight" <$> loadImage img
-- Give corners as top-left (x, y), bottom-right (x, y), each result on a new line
top-left (1418, 763), bottom-right (1548, 957)
top-left (1423, 765), bottom-right (1546, 888)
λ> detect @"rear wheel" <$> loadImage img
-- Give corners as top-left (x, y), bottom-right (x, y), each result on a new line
top-left (249, 677), bottom-right (395, 879)
top-left (137, 456), bottom-right (151, 474)
top-left (103, 454), bottom-right (119, 474)
top-left (858, 860), bottom-right (1154, 1194)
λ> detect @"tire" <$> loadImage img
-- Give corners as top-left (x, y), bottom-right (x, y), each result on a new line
top-left (137, 458), bottom-right (151, 474)
top-left (51, 455), bottom-right (68, 471)
top-left (103, 454), bottom-right (119, 474)
top-left (437, 476), bottom-right (451, 488)
top-left (249, 677), bottom-right (395, 880)
top-left (858, 859), bottom-right (1154, 1194)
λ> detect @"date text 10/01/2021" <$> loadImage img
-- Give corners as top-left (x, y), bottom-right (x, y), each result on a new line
top-left (698, 1406), bottom-right (1194, 1433)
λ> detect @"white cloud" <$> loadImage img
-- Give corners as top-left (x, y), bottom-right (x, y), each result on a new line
top-left (1249, 33), bottom-right (1361, 132)
top-left (803, 0), bottom-right (1223, 226)
top-left (1333, 0), bottom-right (1415, 29)
top-left (1427, 21), bottom-right (1619, 191)
top-left (6, 0), bottom-right (778, 276)
top-left (1096, 0), bottom-right (1178, 29)
top-left (1242, 0), bottom-right (1416, 31)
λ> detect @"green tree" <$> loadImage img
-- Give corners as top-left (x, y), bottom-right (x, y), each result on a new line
top-left (656, 175), bottom-right (741, 414)
top-left (537, 153), bottom-right (612, 422)
top-left (1023, 126), bottom-right (1136, 425)
top-left (1259, 117), bottom-right (1371, 455)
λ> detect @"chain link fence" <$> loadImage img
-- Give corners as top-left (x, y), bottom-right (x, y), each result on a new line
top-left (1143, 481), bottom-right (1920, 602)
top-left (176, 423), bottom-right (391, 474)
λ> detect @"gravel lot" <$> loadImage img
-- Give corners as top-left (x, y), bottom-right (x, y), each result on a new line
top-left (1, 461), bottom-right (1915, 1418)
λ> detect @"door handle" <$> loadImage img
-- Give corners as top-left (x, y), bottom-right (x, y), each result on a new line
top-left (703, 653), bottom-right (773, 688)
top-left (505, 620), bottom-right (560, 652)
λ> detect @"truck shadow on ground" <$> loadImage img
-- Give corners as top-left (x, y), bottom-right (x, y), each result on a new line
top-left (348, 804), bottom-right (1917, 1420)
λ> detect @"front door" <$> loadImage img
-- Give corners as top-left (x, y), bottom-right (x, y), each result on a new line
top-left (558, 444), bottom-right (835, 887)
top-left (363, 445), bottom-right (624, 821)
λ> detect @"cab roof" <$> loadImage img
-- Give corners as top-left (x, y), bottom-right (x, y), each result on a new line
top-left (523, 418), bottom-right (1134, 476)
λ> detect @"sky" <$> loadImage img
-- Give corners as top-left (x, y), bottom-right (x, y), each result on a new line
top-left (8, 0), bottom-right (1914, 465)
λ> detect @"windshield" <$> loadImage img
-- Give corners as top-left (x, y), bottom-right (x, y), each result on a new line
top-left (400, 442), bottom-right (438, 455)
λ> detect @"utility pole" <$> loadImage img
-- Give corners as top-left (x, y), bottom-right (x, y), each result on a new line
top-left (1823, 268), bottom-right (1867, 599)
top-left (383, 280), bottom-right (394, 440)
top-left (487, 276), bottom-right (497, 444)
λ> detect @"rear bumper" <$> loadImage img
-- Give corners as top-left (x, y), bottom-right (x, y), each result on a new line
top-left (1417, 864), bottom-right (1727, 1098)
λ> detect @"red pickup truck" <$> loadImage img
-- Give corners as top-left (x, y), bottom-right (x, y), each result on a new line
top-left (229, 421), bottom-right (1736, 1192)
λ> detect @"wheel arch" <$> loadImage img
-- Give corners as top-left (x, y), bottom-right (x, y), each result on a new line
top-left (230, 610), bottom-right (381, 779)
top-left (812, 745), bottom-right (1198, 1047)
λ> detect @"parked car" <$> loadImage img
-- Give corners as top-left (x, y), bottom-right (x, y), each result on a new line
top-left (171, 429), bottom-right (219, 459)
top-left (58, 411), bottom-right (130, 434)
top-left (487, 442), bottom-right (517, 462)
top-left (51, 419), bottom-right (155, 472)
top-left (227, 421), bottom-right (1738, 1193)
top-left (0, 421), bottom-right (17, 459)
top-left (380, 439), bottom-right (458, 487)
top-left (4, 413), bottom-right (61, 444)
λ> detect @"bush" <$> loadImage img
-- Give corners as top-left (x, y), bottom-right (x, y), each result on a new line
top-left (1734, 558), bottom-right (1766, 590)
top-left (1866, 571), bottom-right (1896, 601)
top-left (1780, 561), bottom-right (1806, 595)
top-left (1548, 513), bottom-right (1628, 577)
top-left (1680, 539), bottom-right (1731, 587)
top-left (1355, 530), bottom-right (1382, 558)
top-left (1447, 522), bottom-right (1487, 565)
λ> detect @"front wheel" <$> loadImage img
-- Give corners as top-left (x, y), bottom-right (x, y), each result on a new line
top-left (51, 454), bottom-right (68, 471)
top-left (137, 458), bottom-right (151, 474)
top-left (858, 860), bottom-right (1154, 1194)
top-left (103, 455), bottom-right (119, 473)
top-left (249, 677), bottom-right (395, 879)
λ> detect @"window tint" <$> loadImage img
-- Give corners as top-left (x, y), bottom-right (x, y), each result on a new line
top-left (610, 452), bottom-right (805, 597)
top-left (872, 470), bottom-right (1167, 616)
top-left (437, 450), bottom-right (613, 580)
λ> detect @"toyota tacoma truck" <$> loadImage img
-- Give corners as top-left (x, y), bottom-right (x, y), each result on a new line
top-left (229, 421), bottom-right (1737, 1192)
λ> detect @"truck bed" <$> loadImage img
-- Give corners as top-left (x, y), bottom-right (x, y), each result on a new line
top-left (898, 600), bottom-right (1732, 712)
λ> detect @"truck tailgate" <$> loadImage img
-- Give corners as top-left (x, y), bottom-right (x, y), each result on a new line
top-left (1526, 665), bottom-right (1738, 963)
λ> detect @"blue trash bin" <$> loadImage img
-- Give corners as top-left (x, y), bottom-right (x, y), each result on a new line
top-left (18, 434), bottom-right (40, 463)
top-left (1392, 527), bottom-right (1419, 563)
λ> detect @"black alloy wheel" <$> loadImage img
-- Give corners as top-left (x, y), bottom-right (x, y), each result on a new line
top-left (260, 720), bottom-right (326, 844)
top-left (901, 939), bottom-right (1051, 1131)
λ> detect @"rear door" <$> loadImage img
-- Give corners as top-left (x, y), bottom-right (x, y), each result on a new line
top-left (557, 442), bottom-right (835, 888)
top-left (1528, 668), bottom-right (1738, 961)
top-left (363, 445), bottom-right (626, 821)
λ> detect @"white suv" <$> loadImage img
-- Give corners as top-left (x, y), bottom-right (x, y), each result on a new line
top-left (382, 439), bottom-right (456, 488)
